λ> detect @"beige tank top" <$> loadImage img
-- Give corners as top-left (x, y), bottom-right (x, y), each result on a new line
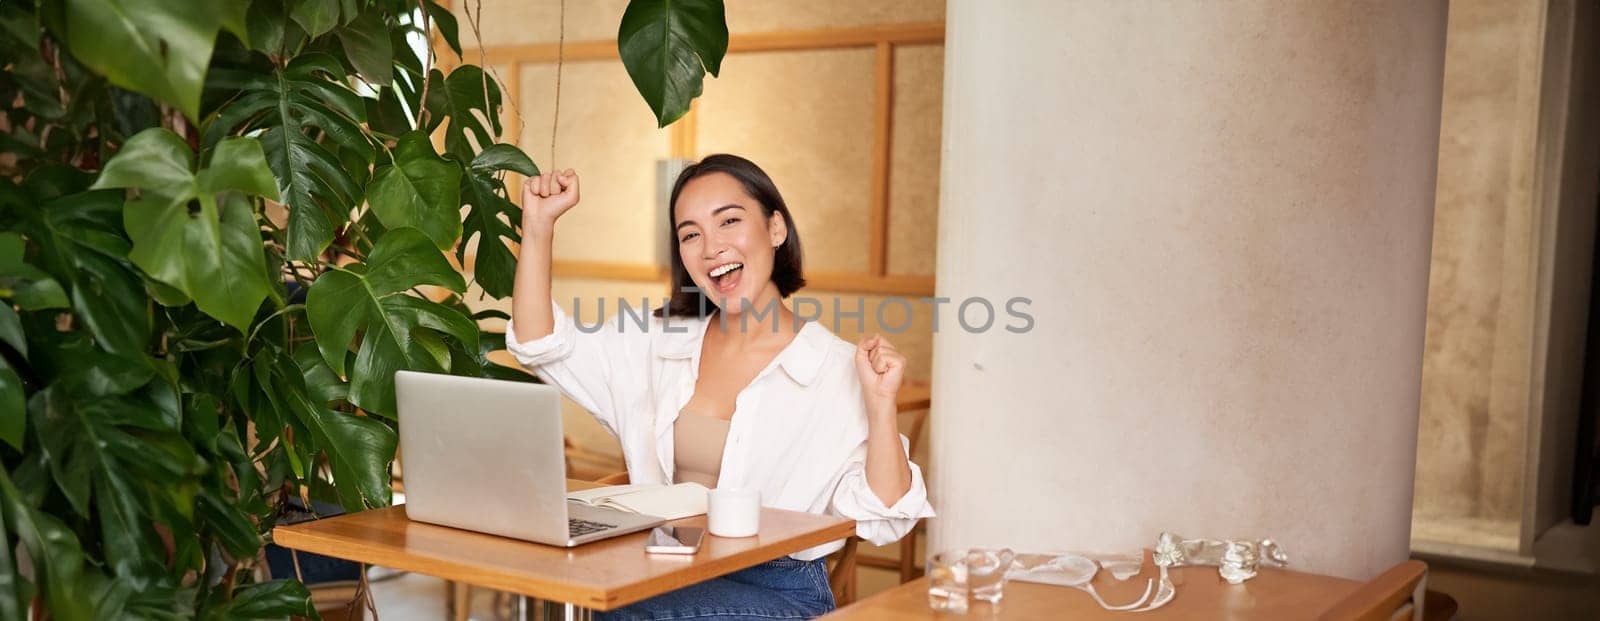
top-left (673, 412), bottom-right (731, 487)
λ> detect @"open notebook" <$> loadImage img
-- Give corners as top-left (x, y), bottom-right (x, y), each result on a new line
top-left (565, 483), bottom-right (710, 521)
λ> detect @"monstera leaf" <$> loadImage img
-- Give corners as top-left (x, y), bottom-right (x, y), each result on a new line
top-left (92, 129), bottom-right (277, 332)
top-left (23, 333), bottom-right (204, 598)
top-left (617, 0), bottom-right (728, 127)
top-left (337, 7), bottom-right (392, 87)
top-left (422, 0), bottom-right (460, 57)
top-left (306, 229), bottom-right (477, 416)
top-left (59, 0), bottom-right (233, 122)
top-left (205, 53), bottom-right (373, 262)
top-left (5, 172), bottom-right (150, 360)
top-left (423, 65), bottom-right (501, 161)
top-left (460, 144), bottom-right (537, 299)
top-left (199, 579), bottom-right (315, 621)
top-left (367, 132), bottom-right (460, 251)
top-left (251, 344), bottom-right (395, 511)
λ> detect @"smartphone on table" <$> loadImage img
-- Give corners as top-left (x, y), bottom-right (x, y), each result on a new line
top-left (644, 526), bottom-right (704, 554)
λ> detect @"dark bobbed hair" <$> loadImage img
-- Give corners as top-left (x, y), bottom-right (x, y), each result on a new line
top-left (655, 154), bottom-right (806, 318)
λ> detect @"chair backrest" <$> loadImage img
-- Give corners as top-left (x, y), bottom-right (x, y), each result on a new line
top-left (827, 537), bottom-right (859, 604)
top-left (1318, 560), bottom-right (1428, 621)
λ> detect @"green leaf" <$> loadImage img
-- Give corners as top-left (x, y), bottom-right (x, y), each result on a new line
top-left (244, 0), bottom-right (306, 55)
top-left (0, 471), bottom-right (21, 621)
top-left (0, 304), bottom-right (24, 357)
top-left (0, 233), bottom-right (69, 310)
top-left (368, 132), bottom-right (462, 251)
top-left (308, 403), bottom-right (396, 510)
top-left (423, 0), bottom-right (461, 57)
top-left (207, 580), bottom-right (315, 620)
top-left (293, 344), bottom-right (348, 406)
top-left (218, 0), bottom-right (251, 47)
top-left (459, 159), bottom-right (528, 299)
top-left (199, 137), bottom-right (280, 200)
top-left (205, 53), bottom-right (371, 261)
top-left (470, 143), bottom-right (539, 176)
top-left (60, 0), bottom-right (225, 122)
top-left (96, 471), bottom-right (165, 585)
top-left (91, 127), bottom-right (194, 196)
top-left (255, 346), bottom-right (395, 511)
top-left (423, 65), bottom-right (502, 161)
top-left (96, 130), bottom-right (273, 331)
top-left (195, 491), bottom-right (258, 560)
top-left (338, 7), bottom-right (393, 87)
top-left (617, 0), bottom-right (728, 127)
top-left (290, 0), bottom-right (340, 39)
top-left (0, 466), bottom-right (96, 621)
top-left (22, 188), bottom-right (150, 358)
top-left (0, 359), bottom-right (23, 451)
top-left (305, 229), bottom-right (468, 415)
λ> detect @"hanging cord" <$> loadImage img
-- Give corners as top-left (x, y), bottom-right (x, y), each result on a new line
top-left (461, 0), bottom-right (526, 152)
top-left (550, 0), bottom-right (565, 167)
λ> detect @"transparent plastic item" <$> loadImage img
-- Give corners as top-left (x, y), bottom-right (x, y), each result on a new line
top-left (1006, 552), bottom-right (1163, 612)
top-left (928, 547), bottom-right (1018, 611)
top-left (926, 549), bottom-right (971, 612)
top-left (965, 548), bottom-right (1016, 603)
top-left (1153, 532), bottom-right (1288, 585)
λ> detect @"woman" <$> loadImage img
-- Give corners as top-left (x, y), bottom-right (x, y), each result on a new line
top-left (505, 154), bottom-right (935, 620)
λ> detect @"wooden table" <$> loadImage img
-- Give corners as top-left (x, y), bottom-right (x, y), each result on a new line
top-left (272, 480), bottom-right (854, 619)
top-left (823, 550), bottom-right (1361, 620)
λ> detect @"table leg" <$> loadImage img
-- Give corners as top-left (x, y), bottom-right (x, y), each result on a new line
top-left (539, 599), bottom-right (593, 621)
top-left (514, 595), bottom-right (594, 621)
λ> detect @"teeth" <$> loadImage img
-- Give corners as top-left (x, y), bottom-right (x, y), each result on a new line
top-left (710, 263), bottom-right (743, 278)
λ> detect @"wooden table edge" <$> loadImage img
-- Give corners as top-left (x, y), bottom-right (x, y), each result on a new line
top-left (600, 516), bottom-right (856, 608)
top-left (271, 507), bottom-right (857, 611)
top-left (821, 550), bottom-right (1365, 619)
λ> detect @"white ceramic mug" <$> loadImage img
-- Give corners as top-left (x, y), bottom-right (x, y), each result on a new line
top-left (707, 488), bottom-right (761, 537)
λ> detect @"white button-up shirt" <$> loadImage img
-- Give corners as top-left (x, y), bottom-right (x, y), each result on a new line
top-left (505, 302), bottom-right (935, 560)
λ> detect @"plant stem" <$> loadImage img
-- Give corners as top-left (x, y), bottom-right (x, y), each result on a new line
top-left (414, 0), bottom-right (434, 129)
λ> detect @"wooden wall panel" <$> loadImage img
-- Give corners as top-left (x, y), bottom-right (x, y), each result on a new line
top-left (721, 0), bottom-right (944, 33)
top-left (452, 0), bottom-right (629, 49)
top-left (447, 2), bottom-right (946, 295)
top-left (888, 45), bottom-right (943, 277)
top-left (517, 62), bottom-right (672, 265)
top-left (694, 48), bottom-right (877, 274)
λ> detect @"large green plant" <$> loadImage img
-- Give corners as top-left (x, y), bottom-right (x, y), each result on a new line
top-left (0, 0), bottom-right (725, 618)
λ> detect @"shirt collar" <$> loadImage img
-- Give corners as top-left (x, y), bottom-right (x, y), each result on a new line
top-left (654, 316), bottom-right (828, 387)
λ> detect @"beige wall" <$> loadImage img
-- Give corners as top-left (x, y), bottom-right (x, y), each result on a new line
top-left (931, 0), bottom-right (1447, 580)
top-left (453, 0), bottom-right (943, 48)
top-left (456, 0), bottom-right (946, 471)
top-left (1412, 0), bottom-right (1547, 551)
top-left (1413, 0), bottom-right (1600, 555)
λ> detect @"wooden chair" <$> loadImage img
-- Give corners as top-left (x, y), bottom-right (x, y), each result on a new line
top-left (1318, 560), bottom-right (1430, 621)
top-left (827, 537), bottom-right (860, 604)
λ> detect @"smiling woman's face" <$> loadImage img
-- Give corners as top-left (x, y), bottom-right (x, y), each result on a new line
top-left (674, 172), bottom-right (788, 315)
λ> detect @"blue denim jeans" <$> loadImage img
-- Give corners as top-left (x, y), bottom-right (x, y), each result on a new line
top-left (596, 557), bottom-right (836, 620)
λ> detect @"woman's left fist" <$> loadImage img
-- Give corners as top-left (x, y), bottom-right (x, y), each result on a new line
top-left (855, 334), bottom-right (905, 408)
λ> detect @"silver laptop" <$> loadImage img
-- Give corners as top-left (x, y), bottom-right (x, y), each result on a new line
top-left (395, 370), bottom-right (664, 546)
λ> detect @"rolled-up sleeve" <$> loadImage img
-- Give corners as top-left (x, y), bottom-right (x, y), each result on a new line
top-left (829, 434), bottom-right (937, 546)
top-left (504, 301), bottom-right (631, 436)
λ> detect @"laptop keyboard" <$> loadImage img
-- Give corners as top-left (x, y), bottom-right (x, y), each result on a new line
top-left (569, 518), bottom-right (617, 538)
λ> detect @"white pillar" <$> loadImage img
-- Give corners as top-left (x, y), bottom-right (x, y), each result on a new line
top-left (930, 0), bottom-right (1448, 580)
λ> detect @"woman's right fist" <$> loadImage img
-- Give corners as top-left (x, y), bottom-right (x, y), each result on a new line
top-left (522, 169), bottom-right (580, 228)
